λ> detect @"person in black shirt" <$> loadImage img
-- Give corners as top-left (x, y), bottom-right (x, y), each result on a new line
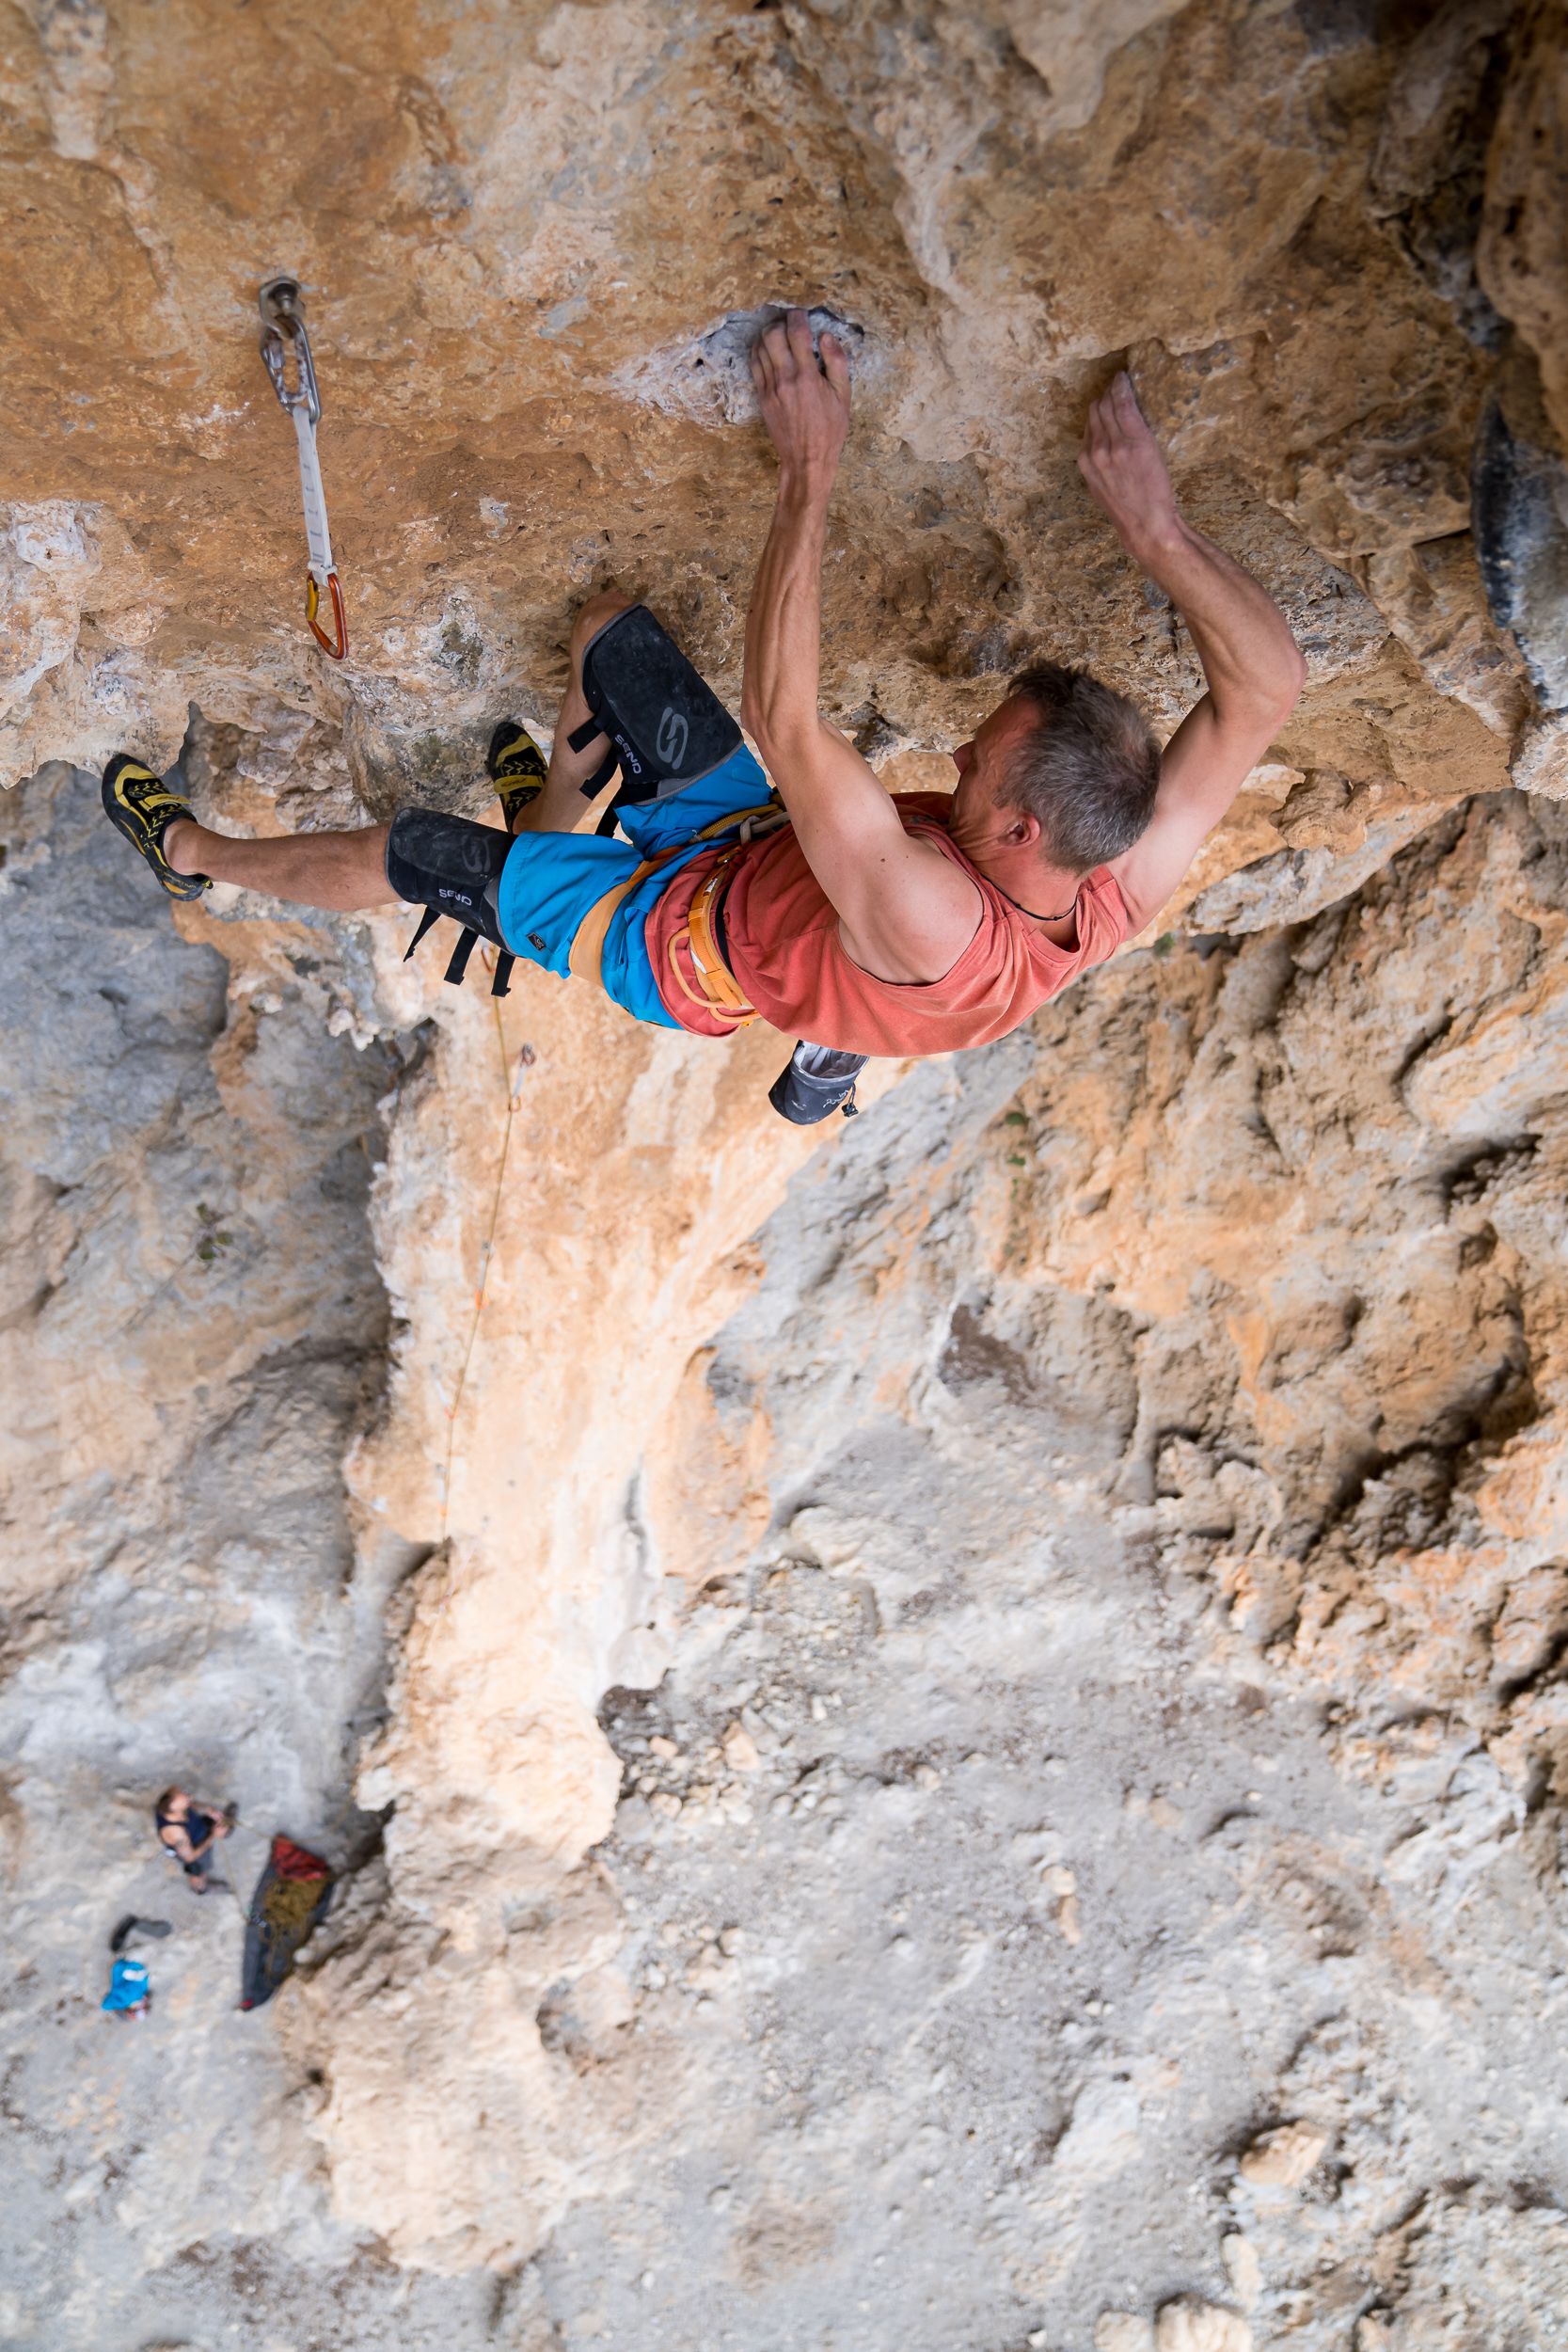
top-left (152, 1787), bottom-right (231, 1895)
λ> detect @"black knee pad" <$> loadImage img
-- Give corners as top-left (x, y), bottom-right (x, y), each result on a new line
top-left (570, 603), bottom-right (743, 806)
top-left (385, 808), bottom-right (510, 948)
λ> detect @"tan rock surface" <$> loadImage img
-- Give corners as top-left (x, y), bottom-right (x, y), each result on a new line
top-left (0, 0), bottom-right (1556, 870)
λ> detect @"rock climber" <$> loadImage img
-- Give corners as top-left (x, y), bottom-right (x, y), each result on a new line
top-left (100, 311), bottom-right (1307, 1113)
top-left (153, 1785), bottom-right (232, 1895)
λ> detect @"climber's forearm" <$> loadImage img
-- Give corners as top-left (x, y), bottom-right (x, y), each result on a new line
top-left (740, 466), bottom-right (954, 960)
top-left (1132, 516), bottom-right (1307, 725)
top-left (740, 474), bottom-right (904, 856)
top-left (741, 469), bottom-right (832, 755)
top-left (1105, 513), bottom-right (1308, 935)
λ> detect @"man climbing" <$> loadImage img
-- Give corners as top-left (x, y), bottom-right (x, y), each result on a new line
top-left (100, 312), bottom-right (1306, 1111)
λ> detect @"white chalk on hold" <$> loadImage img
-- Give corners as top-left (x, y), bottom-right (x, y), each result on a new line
top-left (611, 304), bottom-right (872, 429)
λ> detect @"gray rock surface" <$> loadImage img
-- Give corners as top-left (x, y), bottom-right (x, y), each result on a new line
top-left (7, 774), bottom-right (1568, 2347)
top-left (0, 770), bottom-right (475, 2346)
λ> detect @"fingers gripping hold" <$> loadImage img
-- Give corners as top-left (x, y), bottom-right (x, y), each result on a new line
top-left (749, 305), bottom-right (855, 474)
top-left (749, 307), bottom-right (850, 393)
top-left (1076, 367), bottom-right (1179, 549)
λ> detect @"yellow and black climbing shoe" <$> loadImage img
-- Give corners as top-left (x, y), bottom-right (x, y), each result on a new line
top-left (101, 755), bottom-right (211, 900)
top-left (486, 720), bottom-right (547, 833)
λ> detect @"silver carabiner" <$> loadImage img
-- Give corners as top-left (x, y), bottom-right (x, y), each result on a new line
top-left (259, 276), bottom-right (322, 426)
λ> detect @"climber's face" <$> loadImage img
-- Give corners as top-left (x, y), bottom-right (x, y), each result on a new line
top-left (946, 696), bottom-right (1042, 867)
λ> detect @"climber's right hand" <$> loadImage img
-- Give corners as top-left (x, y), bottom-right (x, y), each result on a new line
top-left (751, 309), bottom-right (851, 486)
top-left (1078, 371), bottom-right (1180, 557)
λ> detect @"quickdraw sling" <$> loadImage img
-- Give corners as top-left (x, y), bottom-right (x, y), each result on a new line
top-left (259, 277), bottom-right (348, 660)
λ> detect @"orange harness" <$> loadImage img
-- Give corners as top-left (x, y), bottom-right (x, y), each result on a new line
top-left (567, 803), bottom-right (784, 1025)
top-left (661, 845), bottom-right (755, 1026)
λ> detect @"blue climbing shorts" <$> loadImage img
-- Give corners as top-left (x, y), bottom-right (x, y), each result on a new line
top-left (385, 608), bottom-right (774, 1025)
top-left (493, 745), bottom-right (772, 1028)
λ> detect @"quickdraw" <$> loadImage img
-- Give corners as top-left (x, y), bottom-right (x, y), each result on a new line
top-left (258, 277), bottom-right (348, 660)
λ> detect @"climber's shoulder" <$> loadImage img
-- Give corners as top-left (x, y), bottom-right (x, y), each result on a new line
top-left (761, 725), bottom-right (980, 984)
top-left (1109, 688), bottom-right (1300, 934)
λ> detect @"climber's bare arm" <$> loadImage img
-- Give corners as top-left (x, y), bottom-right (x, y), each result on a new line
top-left (1079, 373), bottom-right (1307, 936)
top-left (742, 310), bottom-right (981, 985)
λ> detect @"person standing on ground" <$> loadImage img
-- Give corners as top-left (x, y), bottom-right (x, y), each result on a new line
top-left (153, 1787), bottom-right (231, 1895)
top-left (98, 313), bottom-right (1307, 1087)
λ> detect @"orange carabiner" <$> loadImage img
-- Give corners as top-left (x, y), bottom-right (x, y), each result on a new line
top-left (306, 569), bottom-right (348, 660)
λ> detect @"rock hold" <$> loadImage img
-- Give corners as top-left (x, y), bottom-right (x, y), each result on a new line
top-left (612, 307), bottom-right (872, 429)
top-left (1154, 2298), bottom-right (1253, 2352)
top-left (1095, 2316), bottom-right (1157, 2352)
top-left (1238, 2121), bottom-right (1330, 2191)
top-left (1219, 2234), bottom-right (1262, 2312)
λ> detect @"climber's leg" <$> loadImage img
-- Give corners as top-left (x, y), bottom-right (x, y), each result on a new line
top-left (103, 753), bottom-right (397, 912)
top-left (483, 600), bottom-right (776, 1024)
top-left (382, 808), bottom-right (512, 945)
top-left (511, 589), bottom-right (638, 836)
top-left (163, 816), bottom-right (397, 913)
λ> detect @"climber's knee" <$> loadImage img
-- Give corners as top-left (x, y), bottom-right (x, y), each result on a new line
top-left (571, 590), bottom-right (638, 667)
top-left (572, 603), bottom-right (745, 805)
top-left (384, 808), bottom-right (511, 947)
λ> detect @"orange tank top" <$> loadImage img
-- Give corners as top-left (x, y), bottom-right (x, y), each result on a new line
top-left (645, 791), bottom-right (1132, 1057)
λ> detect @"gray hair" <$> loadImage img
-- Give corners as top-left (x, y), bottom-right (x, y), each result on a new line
top-left (1004, 661), bottom-right (1161, 873)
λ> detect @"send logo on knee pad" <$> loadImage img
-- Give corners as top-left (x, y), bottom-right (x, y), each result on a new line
top-left (656, 707), bottom-right (689, 770)
top-left (574, 606), bottom-right (743, 803)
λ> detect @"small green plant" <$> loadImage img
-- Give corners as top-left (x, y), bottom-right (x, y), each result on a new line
top-left (1152, 931), bottom-right (1175, 958)
top-left (194, 1202), bottom-right (235, 1267)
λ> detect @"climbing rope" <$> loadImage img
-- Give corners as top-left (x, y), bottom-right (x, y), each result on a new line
top-left (258, 277), bottom-right (348, 659)
top-left (437, 975), bottom-right (534, 1539)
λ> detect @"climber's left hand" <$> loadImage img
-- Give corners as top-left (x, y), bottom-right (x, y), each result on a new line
top-left (752, 309), bottom-right (851, 486)
top-left (1078, 371), bottom-right (1180, 555)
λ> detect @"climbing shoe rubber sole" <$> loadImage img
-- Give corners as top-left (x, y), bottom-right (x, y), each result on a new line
top-left (486, 720), bottom-right (546, 833)
top-left (101, 755), bottom-right (211, 899)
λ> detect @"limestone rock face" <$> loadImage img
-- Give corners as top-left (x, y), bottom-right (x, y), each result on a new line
top-left (5, 6), bottom-right (1568, 2348)
top-left (1, 0), bottom-right (1562, 866)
